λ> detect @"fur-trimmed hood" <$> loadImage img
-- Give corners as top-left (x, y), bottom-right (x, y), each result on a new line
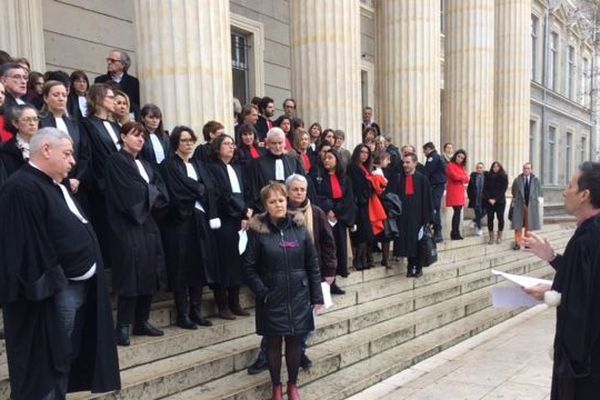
top-left (248, 210), bottom-right (305, 234)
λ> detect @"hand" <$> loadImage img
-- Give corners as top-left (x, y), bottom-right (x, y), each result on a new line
top-left (69, 179), bottom-right (80, 194)
top-left (313, 304), bottom-right (324, 314)
top-left (523, 283), bottom-right (552, 301)
top-left (246, 209), bottom-right (254, 219)
top-left (324, 277), bottom-right (335, 285)
top-left (241, 219), bottom-right (249, 231)
top-left (523, 232), bottom-right (556, 261)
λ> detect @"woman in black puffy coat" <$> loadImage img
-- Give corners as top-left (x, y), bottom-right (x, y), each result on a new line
top-left (243, 182), bottom-right (323, 400)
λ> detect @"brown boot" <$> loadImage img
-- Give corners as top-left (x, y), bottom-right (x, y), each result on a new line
top-left (228, 287), bottom-right (250, 316)
top-left (287, 382), bottom-right (301, 400)
top-left (488, 231), bottom-right (495, 245)
top-left (496, 231), bottom-right (503, 244)
top-left (214, 289), bottom-right (236, 320)
top-left (271, 383), bottom-right (283, 400)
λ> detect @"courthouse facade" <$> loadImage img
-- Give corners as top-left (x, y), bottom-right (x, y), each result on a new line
top-left (0, 0), bottom-right (597, 200)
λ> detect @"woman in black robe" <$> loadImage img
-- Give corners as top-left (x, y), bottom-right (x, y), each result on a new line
top-left (234, 122), bottom-right (266, 169)
top-left (80, 83), bottom-right (121, 266)
top-left (139, 103), bottom-right (170, 170)
top-left (159, 126), bottom-right (220, 329)
top-left (207, 134), bottom-right (252, 319)
top-left (39, 80), bottom-right (91, 214)
top-left (104, 122), bottom-right (170, 346)
top-left (310, 149), bottom-right (356, 294)
top-left (346, 144), bottom-right (375, 270)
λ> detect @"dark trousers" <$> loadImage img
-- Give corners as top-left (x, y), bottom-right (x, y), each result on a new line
top-left (257, 331), bottom-right (311, 361)
top-left (43, 280), bottom-right (89, 400)
top-left (431, 184), bottom-right (445, 233)
top-left (486, 202), bottom-right (506, 231)
top-left (473, 206), bottom-right (485, 230)
top-left (332, 223), bottom-right (348, 277)
top-left (117, 295), bottom-right (153, 326)
top-left (451, 206), bottom-right (463, 236)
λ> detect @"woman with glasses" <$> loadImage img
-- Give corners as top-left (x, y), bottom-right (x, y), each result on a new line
top-left (0, 104), bottom-right (39, 183)
top-left (39, 80), bottom-right (91, 212)
top-left (67, 70), bottom-right (90, 120)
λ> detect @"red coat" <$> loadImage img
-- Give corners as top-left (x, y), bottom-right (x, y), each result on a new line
top-left (445, 162), bottom-right (469, 207)
top-left (0, 115), bottom-right (13, 144)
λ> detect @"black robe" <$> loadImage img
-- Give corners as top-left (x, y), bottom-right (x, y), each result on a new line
top-left (346, 163), bottom-right (374, 244)
top-left (159, 155), bottom-right (220, 290)
top-left (387, 171), bottom-right (433, 258)
top-left (193, 143), bottom-right (212, 163)
top-left (104, 150), bottom-right (169, 296)
top-left (140, 131), bottom-right (170, 170)
top-left (80, 116), bottom-right (121, 265)
top-left (0, 138), bottom-right (26, 182)
top-left (0, 164), bottom-right (120, 399)
top-left (549, 214), bottom-right (600, 399)
top-left (208, 160), bottom-right (248, 287)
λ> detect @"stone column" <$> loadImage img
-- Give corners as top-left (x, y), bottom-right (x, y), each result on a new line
top-left (133, 0), bottom-right (233, 134)
top-left (443, 0), bottom-right (495, 168)
top-left (0, 0), bottom-right (46, 71)
top-left (290, 0), bottom-right (362, 147)
top-left (494, 0), bottom-right (531, 178)
top-left (376, 0), bottom-right (441, 150)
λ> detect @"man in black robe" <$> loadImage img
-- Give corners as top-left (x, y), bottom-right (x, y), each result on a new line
top-left (0, 127), bottom-right (120, 399)
top-left (388, 152), bottom-right (433, 278)
top-left (524, 162), bottom-right (600, 400)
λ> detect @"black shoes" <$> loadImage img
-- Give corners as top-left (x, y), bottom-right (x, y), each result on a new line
top-left (115, 324), bottom-right (130, 346)
top-left (433, 232), bottom-right (444, 243)
top-left (450, 233), bottom-right (464, 240)
top-left (176, 315), bottom-right (198, 330)
top-left (230, 303), bottom-right (250, 316)
top-left (133, 321), bottom-right (164, 337)
top-left (247, 355), bottom-right (268, 375)
top-left (300, 353), bottom-right (313, 370)
top-left (406, 266), bottom-right (423, 278)
top-left (513, 243), bottom-right (521, 250)
top-left (330, 283), bottom-right (346, 295)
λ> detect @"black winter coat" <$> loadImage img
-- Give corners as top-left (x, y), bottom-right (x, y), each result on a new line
top-left (483, 172), bottom-right (508, 204)
top-left (243, 212), bottom-right (324, 336)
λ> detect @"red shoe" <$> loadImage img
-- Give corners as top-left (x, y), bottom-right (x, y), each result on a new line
top-left (287, 382), bottom-right (301, 400)
top-left (271, 383), bottom-right (283, 400)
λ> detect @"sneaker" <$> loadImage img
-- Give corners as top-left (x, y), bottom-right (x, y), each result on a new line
top-left (476, 228), bottom-right (483, 236)
top-left (247, 356), bottom-right (268, 375)
top-left (300, 353), bottom-right (313, 370)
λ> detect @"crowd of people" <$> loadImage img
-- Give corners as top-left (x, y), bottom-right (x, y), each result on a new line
top-left (0, 49), bottom-right (545, 400)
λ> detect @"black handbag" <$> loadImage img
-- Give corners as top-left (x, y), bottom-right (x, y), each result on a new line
top-left (418, 225), bottom-right (438, 267)
top-left (379, 218), bottom-right (399, 241)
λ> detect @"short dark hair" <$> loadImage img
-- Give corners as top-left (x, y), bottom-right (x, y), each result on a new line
top-left (577, 162), bottom-right (600, 208)
top-left (170, 125), bottom-right (197, 150)
top-left (283, 98), bottom-right (296, 109)
top-left (69, 70), bottom-right (90, 93)
top-left (43, 70), bottom-right (70, 88)
top-left (423, 142), bottom-right (436, 151)
top-left (235, 123), bottom-right (258, 147)
top-left (0, 62), bottom-right (24, 78)
top-left (258, 96), bottom-right (274, 113)
top-left (210, 134), bottom-right (235, 161)
top-left (403, 152), bottom-right (418, 163)
top-left (140, 104), bottom-right (166, 140)
top-left (118, 121), bottom-right (145, 144)
top-left (202, 120), bottom-right (224, 142)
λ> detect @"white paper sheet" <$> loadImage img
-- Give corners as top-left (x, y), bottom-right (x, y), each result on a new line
top-left (492, 287), bottom-right (542, 308)
top-left (491, 269), bottom-right (552, 288)
top-left (321, 282), bottom-right (333, 309)
top-left (238, 229), bottom-right (248, 255)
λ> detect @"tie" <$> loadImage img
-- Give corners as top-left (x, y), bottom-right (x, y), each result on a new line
top-left (275, 159), bottom-right (285, 181)
top-left (57, 183), bottom-right (88, 223)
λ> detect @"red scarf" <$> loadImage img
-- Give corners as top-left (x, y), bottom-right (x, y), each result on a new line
top-left (405, 174), bottom-right (415, 196)
top-left (301, 153), bottom-right (311, 173)
top-left (249, 145), bottom-right (261, 159)
top-left (330, 174), bottom-right (343, 199)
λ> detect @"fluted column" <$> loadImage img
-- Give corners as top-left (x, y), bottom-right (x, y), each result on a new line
top-left (443, 0), bottom-right (495, 167)
top-left (376, 0), bottom-right (441, 150)
top-left (290, 0), bottom-right (361, 147)
top-left (494, 0), bottom-right (531, 177)
top-left (0, 0), bottom-right (45, 71)
top-left (133, 1), bottom-right (233, 134)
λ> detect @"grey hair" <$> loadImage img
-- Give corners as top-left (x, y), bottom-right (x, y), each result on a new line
top-left (30, 127), bottom-right (73, 156)
top-left (266, 127), bottom-right (285, 142)
top-left (285, 173), bottom-right (308, 190)
top-left (112, 49), bottom-right (131, 72)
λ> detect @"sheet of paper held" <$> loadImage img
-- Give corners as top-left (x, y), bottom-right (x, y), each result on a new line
top-left (490, 269), bottom-right (553, 309)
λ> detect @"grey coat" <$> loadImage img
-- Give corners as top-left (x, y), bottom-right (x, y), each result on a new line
top-left (511, 173), bottom-right (542, 230)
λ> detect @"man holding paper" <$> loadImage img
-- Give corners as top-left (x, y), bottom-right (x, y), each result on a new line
top-left (524, 162), bottom-right (600, 399)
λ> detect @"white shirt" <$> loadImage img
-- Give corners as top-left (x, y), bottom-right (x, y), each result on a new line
top-left (77, 95), bottom-right (88, 117)
top-left (226, 164), bottom-right (242, 194)
top-left (103, 121), bottom-right (121, 150)
top-left (149, 133), bottom-right (166, 164)
top-left (184, 162), bottom-right (206, 213)
top-left (135, 159), bottom-right (150, 183)
top-left (15, 98), bottom-right (25, 105)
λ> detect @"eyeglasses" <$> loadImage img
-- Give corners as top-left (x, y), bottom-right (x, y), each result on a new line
top-left (19, 117), bottom-right (39, 123)
top-left (106, 58), bottom-right (122, 64)
top-left (8, 74), bottom-right (28, 81)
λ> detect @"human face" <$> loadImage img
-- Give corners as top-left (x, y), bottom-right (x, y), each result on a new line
top-left (33, 77), bottom-right (44, 95)
top-left (364, 130), bottom-right (375, 142)
top-left (265, 102), bottom-right (275, 118)
top-left (298, 133), bottom-right (310, 151)
top-left (319, 145), bottom-right (332, 162)
top-left (403, 156), bottom-right (416, 175)
top-left (402, 145), bottom-right (415, 156)
top-left (2, 67), bottom-right (28, 97)
top-left (15, 108), bottom-right (39, 139)
top-left (309, 125), bottom-right (321, 140)
top-left (267, 135), bottom-right (285, 156)
top-left (444, 143), bottom-right (454, 155)
top-left (219, 136), bottom-right (235, 161)
top-left (287, 180), bottom-right (308, 206)
top-left (241, 130), bottom-right (255, 146)
top-left (209, 128), bottom-right (224, 142)
top-left (102, 89), bottom-right (116, 113)
top-left (379, 157), bottom-right (391, 169)
top-left (455, 153), bottom-right (465, 164)
top-left (73, 77), bottom-right (88, 96)
top-left (46, 138), bottom-right (75, 182)
top-left (177, 130), bottom-right (197, 158)
top-left (121, 128), bottom-right (145, 156)
top-left (475, 163), bottom-right (484, 174)
top-left (143, 113), bottom-right (161, 132)
top-left (283, 100), bottom-right (295, 118)
top-left (523, 163), bottom-right (532, 176)
top-left (106, 50), bottom-right (124, 75)
top-left (265, 191), bottom-right (287, 220)
top-left (359, 146), bottom-right (369, 163)
top-left (114, 95), bottom-right (129, 118)
top-left (492, 163), bottom-right (500, 173)
top-left (334, 135), bottom-right (344, 148)
top-left (563, 172), bottom-right (589, 216)
top-left (44, 84), bottom-right (68, 114)
top-left (323, 131), bottom-right (335, 146)
top-left (323, 152), bottom-right (337, 172)
top-left (363, 108), bottom-right (372, 122)
top-left (244, 108), bottom-right (259, 125)
top-left (280, 119), bottom-right (291, 133)
top-left (0, 82), bottom-right (5, 107)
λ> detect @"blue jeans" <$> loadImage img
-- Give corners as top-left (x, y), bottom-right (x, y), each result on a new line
top-left (257, 331), bottom-right (311, 360)
top-left (473, 206), bottom-right (485, 230)
top-left (431, 184), bottom-right (445, 233)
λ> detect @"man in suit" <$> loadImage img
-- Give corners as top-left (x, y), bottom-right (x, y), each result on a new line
top-left (94, 50), bottom-right (140, 111)
top-left (0, 62), bottom-right (29, 112)
top-left (511, 162), bottom-right (542, 250)
top-left (361, 106), bottom-right (381, 137)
